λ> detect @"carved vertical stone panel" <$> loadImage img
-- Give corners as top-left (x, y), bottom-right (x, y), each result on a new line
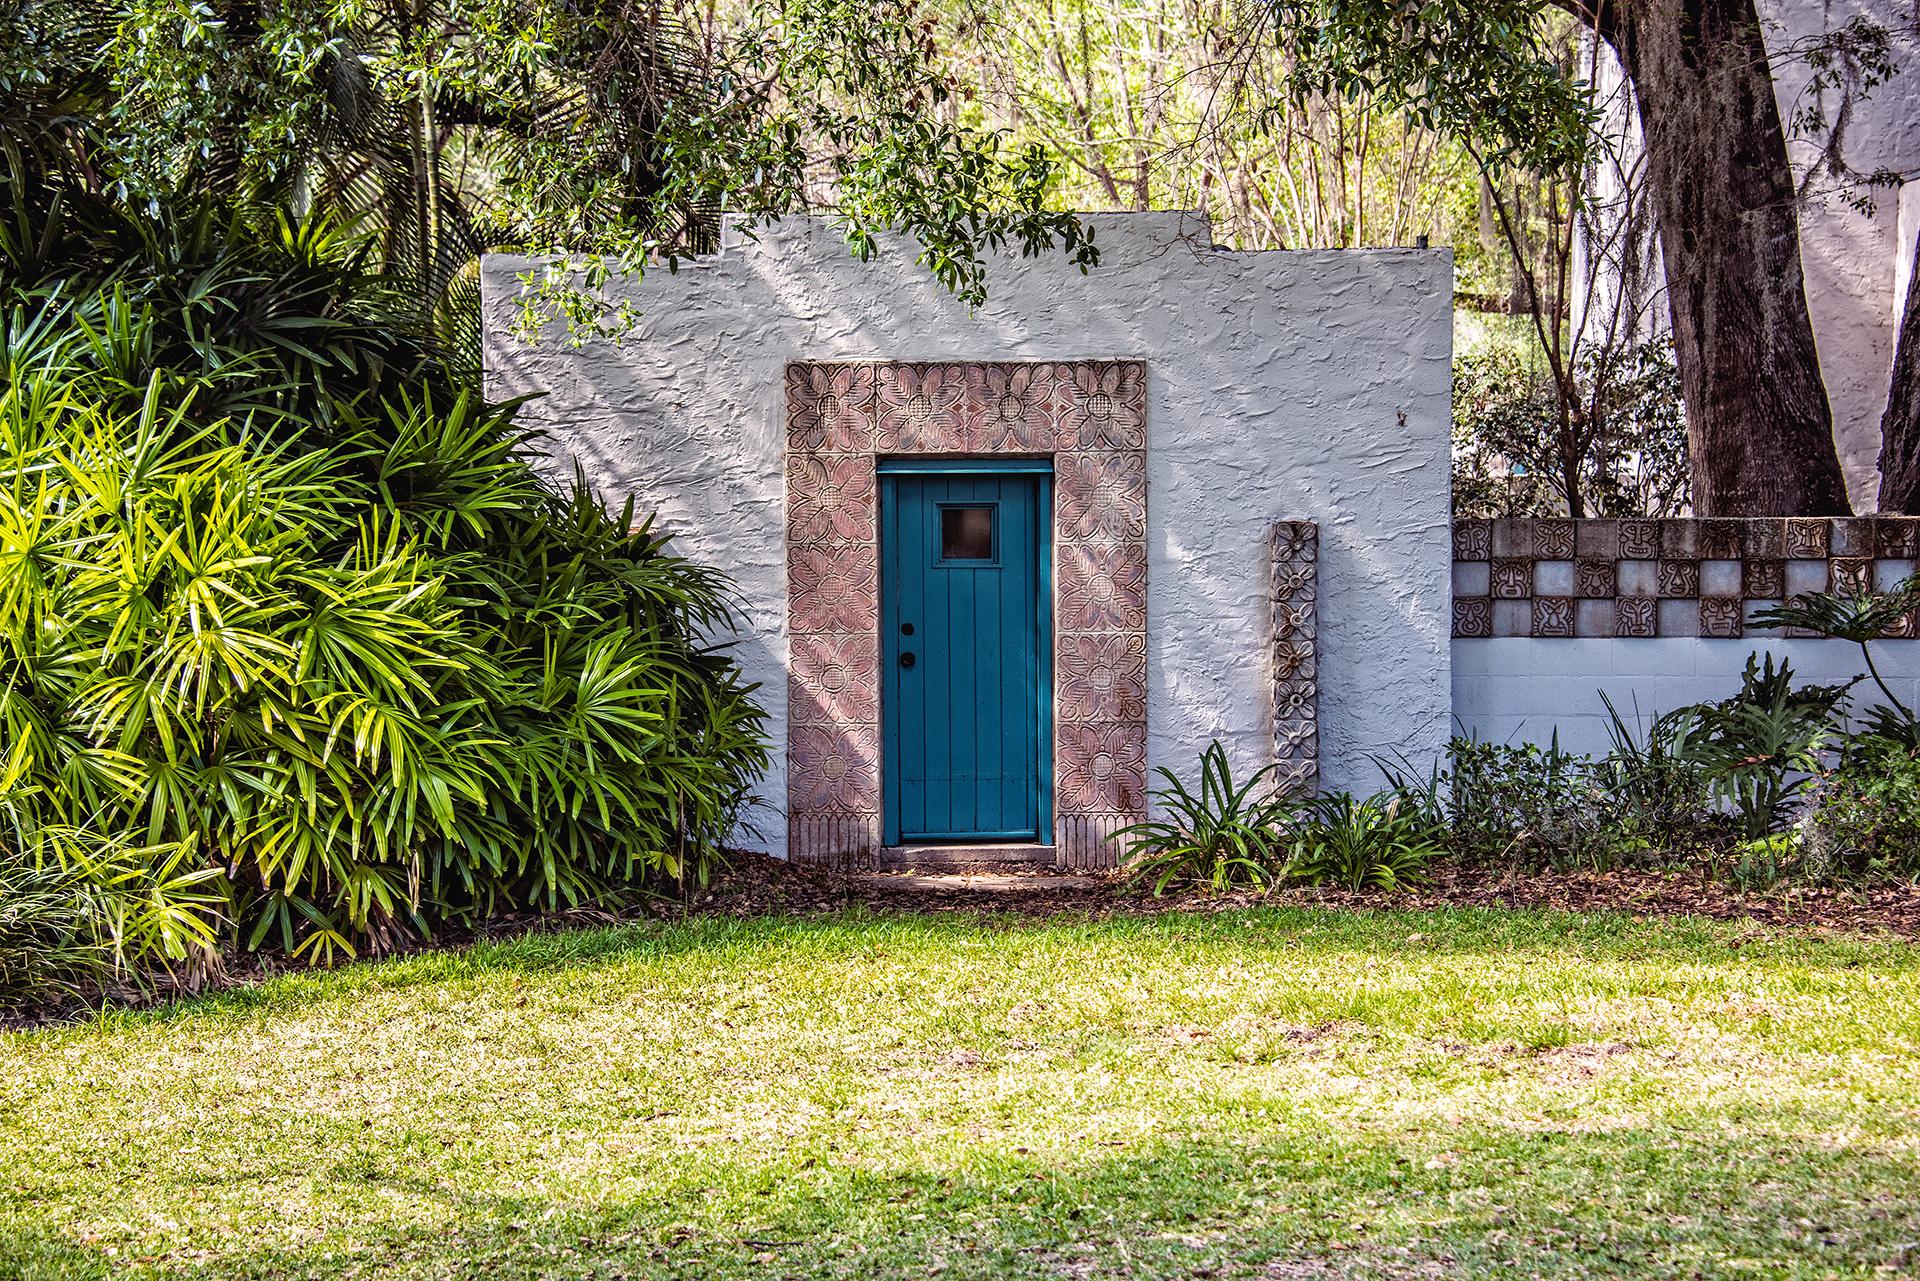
top-left (1270, 521), bottom-right (1319, 795)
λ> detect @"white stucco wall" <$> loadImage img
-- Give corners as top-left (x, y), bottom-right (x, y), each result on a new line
top-left (482, 214), bottom-right (1455, 857)
top-left (1454, 638), bottom-right (1920, 757)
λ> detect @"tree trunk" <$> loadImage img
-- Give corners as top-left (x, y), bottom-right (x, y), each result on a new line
top-left (1877, 231), bottom-right (1920, 513)
top-left (1603, 0), bottom-right (1852, 515)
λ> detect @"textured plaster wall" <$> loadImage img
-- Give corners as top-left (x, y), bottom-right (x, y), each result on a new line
top-left (1454, 638), bottom-right (1920, 758)
top-left (482, 213), bottom-right (1454, 857)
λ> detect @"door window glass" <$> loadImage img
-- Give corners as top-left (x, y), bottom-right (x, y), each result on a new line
top-left (939, 505), bottom-right (996, 563)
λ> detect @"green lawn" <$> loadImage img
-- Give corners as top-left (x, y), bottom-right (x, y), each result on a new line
top-left (6, 907), bottom-right (1920, 1280)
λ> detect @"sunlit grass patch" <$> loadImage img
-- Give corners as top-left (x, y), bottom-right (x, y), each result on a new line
top-left (5, 906), bottom-right (1918, 1279)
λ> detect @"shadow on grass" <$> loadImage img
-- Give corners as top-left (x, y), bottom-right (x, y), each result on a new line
top-left (11, 1110), bottom-right (1920, 1281)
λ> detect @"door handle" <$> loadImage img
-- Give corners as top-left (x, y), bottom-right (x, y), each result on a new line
top-left (899, 652), bottom-right (916, 669)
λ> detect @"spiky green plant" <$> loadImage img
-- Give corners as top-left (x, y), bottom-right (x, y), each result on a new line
top-left (1118, 743), bottom-right (1297, 896)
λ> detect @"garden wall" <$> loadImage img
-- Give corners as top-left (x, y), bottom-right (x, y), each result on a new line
top-left (1452, 517), bottom-right (1920, 756)
top-left (482, 213), bottom-right (1454, 859)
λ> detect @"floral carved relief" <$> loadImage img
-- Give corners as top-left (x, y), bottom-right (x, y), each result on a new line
top-left (1057, 633), bottom-right (1147, 723)
top-left (789, 543), bottom-right (878, 635)
top-left (789, 633), bottom-right (880, 726)
top-left (966, 363), bottom-right (1063, 451)
top-left (1058, 544), bottom-right (1149, 633)
top-left (1060, 362), bottom-right (1146, 450)
top-left (1057, 451), bottom-right (1147, 544)
top-left (786, 363), bottom-right (876, 453)
top-left (786, 454), bottom-right (877, 544)
top-left (876, 363), bottom-right (969, 453)
top-left (1270, 521), bottom-right (1319, 793)
top-left (788, 723), bottom-right (880, 814)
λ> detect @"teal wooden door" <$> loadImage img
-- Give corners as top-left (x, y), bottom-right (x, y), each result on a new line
top-left (880, 462), bottom-right (1051, 845)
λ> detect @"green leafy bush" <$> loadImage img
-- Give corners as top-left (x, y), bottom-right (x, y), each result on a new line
top-left (1445, 736), bottom-right (1620, 870)
top-left (1, 203), bottom-right (769, 983)
top-left (1676, 655), bottom-right (1849, 842)
top-left (1805, 742), bottom-right (1920, 883)
top-left (1118, 743), bottom-right (1296, 895)
top-left (1285, 792), bottom-right (1441, 891)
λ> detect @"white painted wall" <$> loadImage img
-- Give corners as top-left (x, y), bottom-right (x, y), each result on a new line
top-left (1454, 638), bottom-right (1920, 757)
top-left (482, 213), bottom-right (1455, 857)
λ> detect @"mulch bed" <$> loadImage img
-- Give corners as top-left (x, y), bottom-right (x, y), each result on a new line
top-left (673, 851), bottom-right (1920, 940)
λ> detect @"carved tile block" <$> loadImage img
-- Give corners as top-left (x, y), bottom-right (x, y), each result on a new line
top-left (964, 363), bottom-right (1063, 451)
top-left (1876, 517), bottom-right (1920, 558)
top-left (786, 454), bottom-right (877, 543)
top-left (1531, 597), bottom-right (1576, 638)
top-left (1657, 560), bottom-right (1701, 598)
top-left (875, 362), bottom-right (969, 452)
top-left (787, 363), bottom-right (876, 453)
top-left (1058, 361), bottom-right (1146, 450)
top-left (789, 543), bottom-right (878, 634)
top-left (1785, 518), bottom-right (1831, 559)
top-left (1057, 450), bottom-right (1147, 543)
top-left (789, 633), bottom-right (880, 726)
top-left (1058, 632), bottom-right (1148, 723)
top-left (1533, 519), bottom-right (1575, 559)
top-left (1056, 722), bottom-right (1148, 813)
top-left (1699, 598), bottom-right (1743, 639)
top-left (1491, 559), bottom-right (1532, 598)
top-left (1453, 519), bottom-right (1492, 561)
top-left (1058, 543), bottom-right (1148, 632)
top-left (1699, 519), bottom-right (1744, 560)
top-left (788, 722), bottom-right (880, 814)
top-left (1270, 521), bottom-right (1319, 792)
top-left (1452, 597), bottom-right (1493, 638)
top-left (1574, 560), bottom-right (1617, 598)
top-left (1745, 559), bottom-right (1785, 600)
top-left (1832, 557), bottom-right (1873, 596)
top-left (1616, 597), bottom-right (1657, 638)
top-left (1620, 519), bottom-right (1661, 560)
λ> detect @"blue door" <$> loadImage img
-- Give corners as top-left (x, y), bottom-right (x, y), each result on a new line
top-left (880, 461), bottom-right (1051, 845)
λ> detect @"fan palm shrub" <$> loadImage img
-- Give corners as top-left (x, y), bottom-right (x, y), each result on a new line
top-left (1, 195), bottom-right (769, 986)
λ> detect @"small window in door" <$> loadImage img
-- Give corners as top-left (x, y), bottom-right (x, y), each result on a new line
top-left (938, 504), bottom-right (997, 564)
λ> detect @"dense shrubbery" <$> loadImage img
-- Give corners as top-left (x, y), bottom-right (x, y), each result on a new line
top-left (1128, 585), bottom-right (1920, 896)
top-left (1, 198), bottom-right (768, 1002)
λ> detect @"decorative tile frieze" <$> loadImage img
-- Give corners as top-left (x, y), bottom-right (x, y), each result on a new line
top-left (785, 360), bottom-right (1149, 868)
top-left (1269, 521), bottom-right (1319, 794)
top-left (1451, 517), bottom-right (1920, 639)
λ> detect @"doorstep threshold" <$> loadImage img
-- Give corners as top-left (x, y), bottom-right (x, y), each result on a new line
top-left (878, 844), bottom-right (1057, 869)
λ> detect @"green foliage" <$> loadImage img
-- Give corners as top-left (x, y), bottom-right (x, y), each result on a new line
top-left (1451, 338), bottom-right (1689, 518)
top-left (0, 195), bottom-right (769, 984)
top-left (7, 0), bottom-right (1094, 350)
top-left (1677, 655), bottom-right (1850, 843)
top-left (1261, 0), bottom-right (1595, 178)
top-left (1751, 577), bottom-right (1920, 735)
top-left (1445, 736), bottom-right (1620, 870)
top-left (1118, 743), bottom-right (1296, 895)
top-left (1284, 792), bottom-right (1440, 891)
top-left (1805, 740), bottom-right (1920, 883)
top-left (1596, 697), bottom-right (1718, 854)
